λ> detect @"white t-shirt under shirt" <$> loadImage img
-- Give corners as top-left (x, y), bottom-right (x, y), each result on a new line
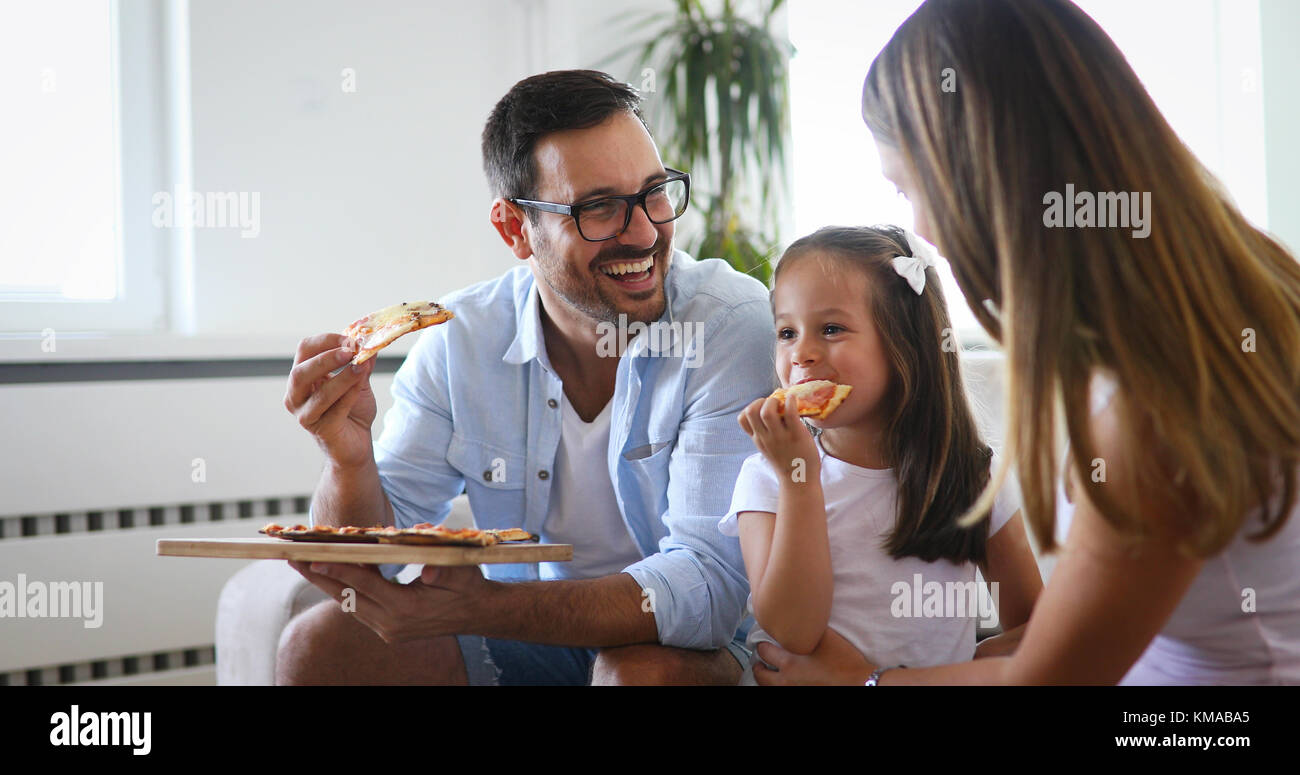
top-left (721, 437), bottom-right (1021, 672)
top-left (539, 395), bottom-right (645, 581)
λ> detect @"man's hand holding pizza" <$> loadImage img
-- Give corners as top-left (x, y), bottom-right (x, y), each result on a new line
top-left (283, 333), bottom-right (378, 471)
top-left (284, 302), bottom-right (451, 471)
top-left (283, 302), bottom-right (452, 531)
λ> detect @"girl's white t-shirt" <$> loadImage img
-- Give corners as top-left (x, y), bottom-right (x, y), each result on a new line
top-left (720, 437), bottom-right (1021, 670)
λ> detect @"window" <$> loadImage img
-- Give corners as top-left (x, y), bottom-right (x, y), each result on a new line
top-left (0, 0), bottom-right (181, 334)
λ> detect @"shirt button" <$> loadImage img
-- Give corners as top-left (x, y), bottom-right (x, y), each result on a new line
top-left (538, 470), bottom-right (549, 480)
top-left (547, 398), bottom-right (558, 408)
top-left (483, 470), bottom-right (493, 481)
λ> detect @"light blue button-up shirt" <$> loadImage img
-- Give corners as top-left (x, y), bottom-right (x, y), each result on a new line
top-left (371, 250), bottom-right (776, 650)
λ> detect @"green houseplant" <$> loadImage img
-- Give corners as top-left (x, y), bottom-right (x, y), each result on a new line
top-left (617, 0), bottom-right (792, 287)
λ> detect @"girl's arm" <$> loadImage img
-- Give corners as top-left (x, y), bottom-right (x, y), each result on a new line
top-left (979, 510), bottom-right (1043, 635)
top-left (735, 394), bottom-right (834, 655)
top-left (736, 474), bottom-right (834, 654)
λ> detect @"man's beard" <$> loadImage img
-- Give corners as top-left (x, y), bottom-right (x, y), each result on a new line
top-left (532, 230), bottom-right (671, 326)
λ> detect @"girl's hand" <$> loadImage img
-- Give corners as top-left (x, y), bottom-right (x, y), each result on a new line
top-left (738, 392), bottom-right (820, 481)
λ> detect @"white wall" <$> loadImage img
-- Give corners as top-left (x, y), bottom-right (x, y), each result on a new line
top-left (163, 0), bottom-right (1300, 341)
top-left (1261, 0), bottom-right (1300, 253)
top-left (185, 0), bottom-right (666, 338)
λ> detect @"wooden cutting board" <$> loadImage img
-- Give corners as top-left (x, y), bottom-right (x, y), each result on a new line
top-left (156, 537), bottom-right (572, 566)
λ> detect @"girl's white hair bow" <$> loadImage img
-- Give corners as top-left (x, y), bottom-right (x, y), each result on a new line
top-left (890, 229), bottom-right (940, 295)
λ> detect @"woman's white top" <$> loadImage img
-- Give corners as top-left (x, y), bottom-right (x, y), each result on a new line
top-left (1058, 372), bottom-right (1300, 684)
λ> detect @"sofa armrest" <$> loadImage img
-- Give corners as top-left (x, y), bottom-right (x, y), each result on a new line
top-left (216, 559), bottom-right (330, 685)
top-left (215, 494), bottom-right (476, 685)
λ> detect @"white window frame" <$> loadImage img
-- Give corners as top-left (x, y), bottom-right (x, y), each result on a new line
top-left (0, 0), bottom-right (190, 335)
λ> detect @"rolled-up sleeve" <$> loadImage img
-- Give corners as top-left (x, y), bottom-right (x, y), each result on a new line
top-left (623, 297), bottom-right (776, 649)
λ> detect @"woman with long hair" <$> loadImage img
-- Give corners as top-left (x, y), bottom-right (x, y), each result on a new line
top-left (754, 0), bottom-right (1300, 685)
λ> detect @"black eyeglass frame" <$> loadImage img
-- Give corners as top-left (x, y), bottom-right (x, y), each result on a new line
top-left (508, 168), bottom-right (691, 242)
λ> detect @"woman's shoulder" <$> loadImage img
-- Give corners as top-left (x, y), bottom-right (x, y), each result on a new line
top-left (1073, 367), bottom-right (1205, 540)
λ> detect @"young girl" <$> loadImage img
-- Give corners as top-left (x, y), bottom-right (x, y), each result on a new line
top-left (722, 225), bottom-right (1043, 684)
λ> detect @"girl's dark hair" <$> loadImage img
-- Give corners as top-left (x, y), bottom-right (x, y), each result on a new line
top-left (777, 225), bottom-right (993, 564)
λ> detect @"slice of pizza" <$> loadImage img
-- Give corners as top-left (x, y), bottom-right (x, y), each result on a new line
top-left (268, 524), bottom-right (385, 543)
top-left (484, 528), bottom-right (538, 543)
top-left (337, 526), bottom-right (380, 536)
top-left (770, 380), bottom-right (853, 420)
top-left (344, 301), bottom-right (454, 365)
top-left (261, 524), bottom-right (310, 539)
top-left (372, 523), bottom-right (501, 547)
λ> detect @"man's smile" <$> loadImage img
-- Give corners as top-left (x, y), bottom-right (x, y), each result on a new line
top-left (598, 256), bottom-right (653, 276)
top-left (596, 254), bottom-right (656, 291)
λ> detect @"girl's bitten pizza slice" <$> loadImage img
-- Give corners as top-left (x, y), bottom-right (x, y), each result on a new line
top-left (770, 380), bottom-right (853, 420)
top-left (344, 301), bottom-right (454, 365)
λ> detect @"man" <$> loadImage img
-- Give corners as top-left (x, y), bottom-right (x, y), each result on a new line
top-left (279, 70), bottom-right (774, 685)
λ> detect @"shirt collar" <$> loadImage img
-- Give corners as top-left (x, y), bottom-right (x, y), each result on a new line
top-left (503, 277), bottom-right (549, 369)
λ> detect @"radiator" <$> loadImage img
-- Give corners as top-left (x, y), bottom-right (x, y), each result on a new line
top-left (0, 370), bottom-right (398, 686)
top-left (0, 494), bottom-right (308, 685)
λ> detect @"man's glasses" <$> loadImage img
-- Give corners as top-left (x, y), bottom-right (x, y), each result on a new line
top-left (509, 169), bottom-right (691, 242)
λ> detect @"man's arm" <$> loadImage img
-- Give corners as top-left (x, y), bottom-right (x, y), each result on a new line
top-left (623, 297), bottom-right (778, 650)
top-left (475, 573), bottom-right (656, 647)
top-left (291, 562), bottom-right (658, 647)
top-left (284, 333), bottom-right (393, 528)
top-left (310, 458), bottom-right (395, 528)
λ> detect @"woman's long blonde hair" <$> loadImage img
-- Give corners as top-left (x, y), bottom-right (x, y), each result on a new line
top-left (862, 0), bottom-right (1300, 555)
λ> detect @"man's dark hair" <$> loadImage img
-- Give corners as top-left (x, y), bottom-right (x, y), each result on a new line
top-left (481, 70), bottom-right (645, 205)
